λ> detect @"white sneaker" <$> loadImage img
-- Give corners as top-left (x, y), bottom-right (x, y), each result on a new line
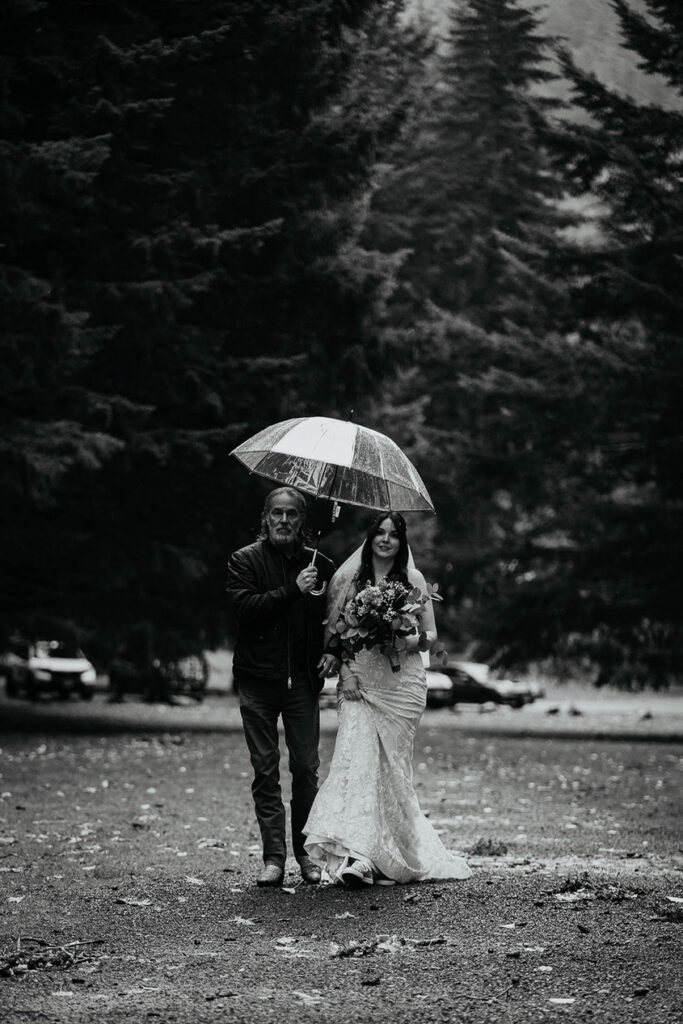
top-left (340, 858), bottom-right (374, 888)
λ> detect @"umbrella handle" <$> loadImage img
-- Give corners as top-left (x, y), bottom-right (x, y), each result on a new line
top-left (308, 534), bottom-right (327, 596)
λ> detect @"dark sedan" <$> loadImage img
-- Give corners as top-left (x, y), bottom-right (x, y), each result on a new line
top-left (426, 661), bottom-right (543, 710)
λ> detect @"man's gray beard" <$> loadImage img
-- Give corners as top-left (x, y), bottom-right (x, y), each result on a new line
top-left (269, 530), bottom-right (301, 550)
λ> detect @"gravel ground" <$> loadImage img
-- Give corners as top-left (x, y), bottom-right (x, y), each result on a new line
top-left (0, 692), bottom-right (681, 1024)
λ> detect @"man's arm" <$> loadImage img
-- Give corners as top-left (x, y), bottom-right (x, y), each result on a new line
top-left (226, 548), bottom-right (301, 626)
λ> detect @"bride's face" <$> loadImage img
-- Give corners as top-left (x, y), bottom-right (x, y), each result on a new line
top-left (372, 517), bottom-right (401, 562)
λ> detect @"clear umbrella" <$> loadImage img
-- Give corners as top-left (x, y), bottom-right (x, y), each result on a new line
top-left (231, 416), bottom-right (435, 595)
top-left (231, 415), bottom-right (434, 514)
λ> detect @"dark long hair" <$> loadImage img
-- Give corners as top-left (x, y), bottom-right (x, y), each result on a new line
top-left (356, 511), bottom-right (410, 587)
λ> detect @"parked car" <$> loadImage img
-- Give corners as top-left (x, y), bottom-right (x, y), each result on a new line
top-left (427, 660), bottom-right (543, 710)
top-left (1, 639), bottom-right (97, 700)
top-left (108, 652), bottom-right (209, 703)
top-left (425, 668), bottom-right (455, 708)
top-left (319, 660), bottom-right (542, 711)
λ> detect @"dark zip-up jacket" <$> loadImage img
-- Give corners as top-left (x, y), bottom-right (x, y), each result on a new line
top-left (226, 538), bottom-right (335, 692)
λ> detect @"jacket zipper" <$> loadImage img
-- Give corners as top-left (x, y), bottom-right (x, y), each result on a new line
top-left (282, 557), bottom-right (292, 689)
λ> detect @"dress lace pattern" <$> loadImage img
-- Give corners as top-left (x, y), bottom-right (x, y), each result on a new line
top-left (303, 646), bottom-right (471, 883)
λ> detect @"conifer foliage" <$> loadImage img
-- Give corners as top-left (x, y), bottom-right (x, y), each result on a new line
top-left (0, 0), bottom-right (413, 664)
top-left (385, 0), bottom-right (568, 331)
top-left (552, 0), bottom-right (683, 686)
top-left (368, 0), bottom-right (682, 686)
top-left (366, 0), bottom-right (578, 663)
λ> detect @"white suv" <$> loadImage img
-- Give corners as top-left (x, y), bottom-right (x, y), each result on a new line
top-left (1, 639), bottom-right (97, 701)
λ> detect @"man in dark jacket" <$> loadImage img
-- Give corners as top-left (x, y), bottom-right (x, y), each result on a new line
top-left (226, 487), bottom-right (338, 887)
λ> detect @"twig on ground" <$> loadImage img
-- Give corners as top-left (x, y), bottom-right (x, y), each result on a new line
top-left (17, 937), bottom-right (104, 949)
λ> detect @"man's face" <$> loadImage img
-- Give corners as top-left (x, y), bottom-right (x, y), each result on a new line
top-left (266, 494), bottom-right (304, 548)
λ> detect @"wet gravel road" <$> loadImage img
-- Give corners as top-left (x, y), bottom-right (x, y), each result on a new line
top-left (0, 693), bottom-right (681, 1023)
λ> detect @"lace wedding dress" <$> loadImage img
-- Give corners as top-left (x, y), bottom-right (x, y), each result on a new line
top-left (303, 644), bottom-right (471, 884)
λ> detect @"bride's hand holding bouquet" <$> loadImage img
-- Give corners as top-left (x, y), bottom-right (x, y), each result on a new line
top-left (331, 577), bottom-right (446, 673)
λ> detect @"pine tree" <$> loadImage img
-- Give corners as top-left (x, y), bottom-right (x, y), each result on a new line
top-left (364, 0), bottom-right (580, 661)
top-left (548, 0), bottom-right (683, 686)
top-left (373, 0), bottom-right (570, 332)
top-left (0, 0), bottom-right (415, 665)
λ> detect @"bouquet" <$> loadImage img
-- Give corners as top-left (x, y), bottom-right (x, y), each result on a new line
top-left (330, 577), bottom-right (446, 673)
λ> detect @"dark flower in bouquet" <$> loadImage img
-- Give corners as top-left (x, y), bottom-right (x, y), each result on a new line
top-left (331, 577), bottom-right (447, 672)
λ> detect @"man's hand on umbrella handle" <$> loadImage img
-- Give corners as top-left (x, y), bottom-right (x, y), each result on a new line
top-left (296, 566), bottom-right (318, 593)
top-left (317, 654), bottom-right (339, 679)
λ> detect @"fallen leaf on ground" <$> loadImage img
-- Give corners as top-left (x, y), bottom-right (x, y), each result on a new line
top-left (293, 990), bottom-right (323, 1006)
top-left (376, 935), bottom-right (404, 953)
top-left (330, 933), bottom-right (445, 959)
top-left (596, 884), bottom-right (637, 902)
top-left (555, 889), bottom-right (593, 902)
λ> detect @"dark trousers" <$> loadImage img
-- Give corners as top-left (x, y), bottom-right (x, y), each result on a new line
top-left (237, 674), bottom-right (320, 867)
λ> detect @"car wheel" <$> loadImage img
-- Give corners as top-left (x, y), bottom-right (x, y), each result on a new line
top-left (5, 672), bottom-right (18, 698)
top-left (79, 687), bottom-right (94, 701)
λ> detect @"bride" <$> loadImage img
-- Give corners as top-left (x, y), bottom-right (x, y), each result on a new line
top-left (303, 511), bottom-right (471, 887)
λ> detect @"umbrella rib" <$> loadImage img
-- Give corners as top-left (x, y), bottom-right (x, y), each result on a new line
top-left (246, 453), bottom-right (431, 503)
top-left (235, 458), bottom-right (432, 511)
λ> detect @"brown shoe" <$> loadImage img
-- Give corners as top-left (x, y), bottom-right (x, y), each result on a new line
top-left (298, 856), bottom-right (321, 885)
top-left (257, 861), bottom-right (284, 887)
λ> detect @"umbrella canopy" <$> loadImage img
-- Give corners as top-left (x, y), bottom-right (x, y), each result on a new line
top-left (231, 416), bottom-right (434, 513)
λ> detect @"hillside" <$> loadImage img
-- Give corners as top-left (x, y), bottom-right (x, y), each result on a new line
top-left (417, 0), bottom-right (681, 109)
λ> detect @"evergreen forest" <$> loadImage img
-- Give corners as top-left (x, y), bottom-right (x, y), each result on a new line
top-left (2, 0), bottom-right (681, 689)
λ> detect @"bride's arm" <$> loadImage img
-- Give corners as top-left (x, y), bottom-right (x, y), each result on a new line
top-left (408, 567), bottom-right (437, 644)
top-left (324, 571), bottom-right (361, 697)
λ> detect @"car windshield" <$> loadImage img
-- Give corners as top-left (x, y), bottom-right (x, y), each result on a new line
top-left (34, 641), bottom-right (83, 659)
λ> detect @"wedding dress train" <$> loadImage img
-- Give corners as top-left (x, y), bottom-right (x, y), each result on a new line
top-left (303, 647), bottom-right (471, 884)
